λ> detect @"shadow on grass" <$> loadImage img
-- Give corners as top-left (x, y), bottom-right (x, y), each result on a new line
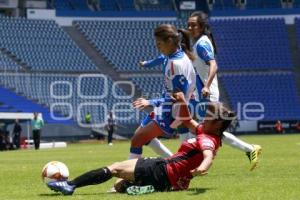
top-left (39, 192), bottom-right (111, 197)
top-left (39, 193), bottom-right (64, 197)
top-left (187, 187), bottom-right (215, 195)
top-left (39, 188), bottom-right (214, 197)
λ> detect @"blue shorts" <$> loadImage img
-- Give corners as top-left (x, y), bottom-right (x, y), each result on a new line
top-left (189, 98), bottom-right (210, 121)
top-left (140, 98), bottom-right (210, 136)
top-left (141, 111), bottom-right (175, 137)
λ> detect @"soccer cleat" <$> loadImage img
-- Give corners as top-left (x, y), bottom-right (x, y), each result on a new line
top-left (246, 144), bottom-right (262, 171)
top-left (126, 185), bottom-right (155, 195)
top-left (47, 181), bottom-right (75, 195)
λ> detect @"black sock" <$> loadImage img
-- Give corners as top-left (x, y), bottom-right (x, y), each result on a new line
top-left (68, 167), bottom-right (112, 188)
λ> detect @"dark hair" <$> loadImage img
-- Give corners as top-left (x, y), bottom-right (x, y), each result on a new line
top-left (205, 102), bottom-right (236, 136)
top-left (154, 24), bottom-right (195, 61)
top-left (218, 105), bottom-right (236, 134)
top-left (190, 11), bottom-right (217, 54)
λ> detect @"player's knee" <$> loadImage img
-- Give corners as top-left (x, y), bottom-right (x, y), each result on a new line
top-left (108, 162), bottom-right (121, 174)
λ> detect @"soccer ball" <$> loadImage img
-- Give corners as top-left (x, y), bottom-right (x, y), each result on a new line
top-left (42, 161), bottom-right (69, 183)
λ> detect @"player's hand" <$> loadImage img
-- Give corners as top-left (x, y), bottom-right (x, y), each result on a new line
top-left (133, 98), bottom-right (150, 110)
top-left (171, 91), bottom-right (185, 102)
top-left (191, 168), bottom-right (208, 177)
top-left (139, 61), bottom-right (147, 67)
top-left (202, 86), bottom-right (210, 98)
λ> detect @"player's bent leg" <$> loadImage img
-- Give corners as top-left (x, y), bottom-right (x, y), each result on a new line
top-left (108, 159), bottom-right (138, 181)
top-left (131, 122), bottom-right (164, 147)
top-left (47, 166), bottom-right (116, 195)
top-left (222, 131), bottom-right (253, 152)
top-left (129, 122), bottom-right (164, 159)
top-left (222, 132), bottom-right (262, 171)
top-left (109, 159), bottom-right (138, 193)
top-left (147, 138), bottom-right (173, 157)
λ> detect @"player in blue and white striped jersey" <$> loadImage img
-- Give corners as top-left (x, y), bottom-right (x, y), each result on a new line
top-left (128, 24), bottom-right (196, 160)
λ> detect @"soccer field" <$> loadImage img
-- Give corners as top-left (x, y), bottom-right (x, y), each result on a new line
top-left (0, 134), bottom-right (299, 200)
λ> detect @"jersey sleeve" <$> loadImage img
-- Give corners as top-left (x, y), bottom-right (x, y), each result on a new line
top-left (143, 54), bottom-right (166, 68)
top-left (196, 41), bottom-right (215, 62)
top-left (148, 98), bottom-right (165, 107)
top-left (199, 137), bottom-right (216, 151)
top-left (170, 62), bottom-right (190, 94)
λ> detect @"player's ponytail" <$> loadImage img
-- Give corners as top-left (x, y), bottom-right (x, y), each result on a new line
top-left (154, 24), bottom-right (195, 61)
top-left (178, 29), bottom-right (195, 61)
top-left (190, 11), bottom-right (217, 54)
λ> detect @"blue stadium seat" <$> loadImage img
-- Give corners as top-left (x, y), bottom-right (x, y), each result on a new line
top-left (0, 73), bottom-right (141, 125)
top-left (221, 72), bottom-right (300, 121)
top-left (0, 17), bottom-right (97, 71)
top-left (100, 0), bottom-right (119, 10)
top-left (211, 18), bottom-right (292, 70)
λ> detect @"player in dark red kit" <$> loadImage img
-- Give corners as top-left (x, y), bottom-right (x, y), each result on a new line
top-left (47, 92), bottom-right (235, 195)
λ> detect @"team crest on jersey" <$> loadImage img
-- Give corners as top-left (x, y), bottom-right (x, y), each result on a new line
top-left (202, 139), bottom-right (214, 149)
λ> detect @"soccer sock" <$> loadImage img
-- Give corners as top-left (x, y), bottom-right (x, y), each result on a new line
top-left (222, 131), bottom-right (254, 152)
top-left (68, 167), bottom-right (112, 188)
top-left (129, 147), bottom-right (142, 159)
top-left (147, 138), bottom-right (173, 157)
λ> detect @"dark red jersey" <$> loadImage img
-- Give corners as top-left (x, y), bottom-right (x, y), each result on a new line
top-left (164, 125), bottom-right (221, 190)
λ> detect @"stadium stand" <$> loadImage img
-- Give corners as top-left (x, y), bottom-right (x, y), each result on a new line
top-left (211, 18), bottom-right (293, 70)
top-left (51, 0), bottom-right (90, 10)
top-left (74, 20), bottom-right (185, 72)
top-left (75, 18), bottom-right (292, 72)
top-left (295, 17), bottom-right (300, 49)
top-left (52, 0), bottom-right (73, 10)
top-left (0, 85), bottom-right (67, 123)
top-left (0, 51), bottom-right (21, 71)
top-left (295, 0), bottom-right (300, 7)
top-left (72, 0), bottom-right (90, 10)
top-left (0, 73), bottom-right (144, 125)
top-left (0, 4), bottom-right (300, 135)
top-left (138, 0), bottom-right (175, 11)
top-left (213, 0), bottom-right (237, 10)
top-left (212, 0), bottom-right (283, 10)
top-left (131, 76), bottom-right (163, 98)
top-left (99, 0), bottom-right (119, 11)
top-left (220, 72), bottom-right (300, 121)
top-left (0, 16), bottom-right (97, 72)
top-left (118, 0), bottom-right (136, 11)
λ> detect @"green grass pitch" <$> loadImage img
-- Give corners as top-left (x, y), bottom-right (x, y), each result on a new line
top-left (0, 134), bottom-right (300, 200)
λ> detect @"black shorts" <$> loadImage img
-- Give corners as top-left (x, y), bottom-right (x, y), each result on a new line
top-left (134, 158), bottom-right (171, 191)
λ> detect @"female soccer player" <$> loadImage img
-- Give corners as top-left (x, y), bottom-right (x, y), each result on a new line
top-left (128, 24), bottom-right (196, 160)
top-left (138, 11), bottom-right (262, 171)
top-left (47, 92), bottom-right (235, 195)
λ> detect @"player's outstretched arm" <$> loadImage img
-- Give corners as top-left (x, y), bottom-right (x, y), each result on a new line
top-left (139, 54), bottom-right (165, 68)
top-left (191, 149), bottom-right (213, 177)
top-left (133, 97), bottom-right (165, 110)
